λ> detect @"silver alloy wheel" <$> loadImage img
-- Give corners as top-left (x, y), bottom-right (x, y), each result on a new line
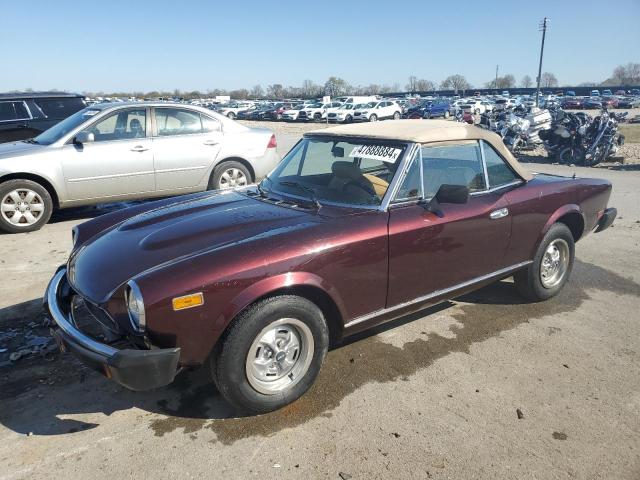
top-left (245, 318), bottom-right (315, 395)
top-left (1, 189), bottom-right (45, 227)
top-left (393, 112), bottom-right (400, 120)
top-left (219, 168), bottom-right (248, 189)
top-left (369, 114), bottom-right (377, 122)
top-left (540, 238), bottom-right (570, 288)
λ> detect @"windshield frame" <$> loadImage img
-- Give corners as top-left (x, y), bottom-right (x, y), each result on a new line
top-left (258, 135), bottom-right (413, 211)
top-left (33, 107), bottom-right (105, 145)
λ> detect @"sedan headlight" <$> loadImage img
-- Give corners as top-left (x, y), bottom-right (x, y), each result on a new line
top-left (126, 281), bottom-right (146, 333)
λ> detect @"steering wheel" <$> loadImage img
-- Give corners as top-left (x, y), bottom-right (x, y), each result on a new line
top-left (342, 180), bottom-right (377, 197)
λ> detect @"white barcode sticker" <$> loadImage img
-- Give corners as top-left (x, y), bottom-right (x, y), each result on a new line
top-left (349, 145), bottom-right (402, 163)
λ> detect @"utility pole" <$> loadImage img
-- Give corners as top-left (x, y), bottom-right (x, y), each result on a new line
top-left (535, 17), bottom-right (549, 107)
top-left (495, 65), bottom-right (499, 90)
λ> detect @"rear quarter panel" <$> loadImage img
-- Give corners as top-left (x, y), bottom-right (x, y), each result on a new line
top-left (504, 174), bottom-right (612, 265)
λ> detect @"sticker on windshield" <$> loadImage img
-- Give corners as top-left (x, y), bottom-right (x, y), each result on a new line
top-left (349, 145), bottom-right (401, 163)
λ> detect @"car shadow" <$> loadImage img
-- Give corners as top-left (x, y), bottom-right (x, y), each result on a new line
top-left (1, 260), bottom-right (638, 444)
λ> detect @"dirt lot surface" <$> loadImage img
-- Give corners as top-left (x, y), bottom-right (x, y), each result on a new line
top-left (1, 128), bottom-right (639, 479)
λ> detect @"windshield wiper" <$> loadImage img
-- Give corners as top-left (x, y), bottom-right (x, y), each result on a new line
top-left (278, 181), bottom-right (322, 210)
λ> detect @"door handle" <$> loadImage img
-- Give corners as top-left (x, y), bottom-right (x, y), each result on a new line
top-left (203, 140), bottom-right (219, 146)
top-left (130, 145), bottom-right (149, 152)
top-left (490, 208), bottom-right (509, 219)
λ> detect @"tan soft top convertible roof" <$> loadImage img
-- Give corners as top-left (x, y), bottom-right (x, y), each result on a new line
top-left (305, 120), bottom-right (533, 181)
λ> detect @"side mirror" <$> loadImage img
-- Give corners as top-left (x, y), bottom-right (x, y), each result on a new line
top-left (75, 131), bottom-right (94, 144)
top-left (421, 184), bottom-right (469, 217)
top-left (436, 184), bottom-right (469, 204)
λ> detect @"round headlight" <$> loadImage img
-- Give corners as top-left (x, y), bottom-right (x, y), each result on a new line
top-left (126, 281), bottom-right (146, 333)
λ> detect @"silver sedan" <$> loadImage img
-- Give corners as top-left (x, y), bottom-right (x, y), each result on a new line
top-left (0, 102), bottom-right (281, 233)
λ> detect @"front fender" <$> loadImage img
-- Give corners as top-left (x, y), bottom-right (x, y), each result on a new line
top-left (215, 271), bottom-right (347, 334)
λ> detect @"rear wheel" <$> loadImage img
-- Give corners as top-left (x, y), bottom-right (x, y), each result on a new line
top-left (514, 223), bottom-right (575, 301)
top-left (558, 146), bottom-right (585, 165)
top-left (210, 161), bottom-right (251, 190)
top-left (0, 179), bottom-right (53, 233)
top-left (227, 112), bottom-right (236, 120)
top-left (211, 295), bottom-right (329, 413)
top-left (393, 111), bottom-right (401, 120)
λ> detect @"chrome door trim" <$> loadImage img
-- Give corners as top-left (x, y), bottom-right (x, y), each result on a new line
top-left (344, 260), bottom-right (533, 329)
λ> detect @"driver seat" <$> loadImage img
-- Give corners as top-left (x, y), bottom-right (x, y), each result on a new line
top-left (328, 161), bottom-right (376, 201)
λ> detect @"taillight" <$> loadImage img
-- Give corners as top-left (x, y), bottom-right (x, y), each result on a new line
top-left (267, 134), bottom-right (277, 149)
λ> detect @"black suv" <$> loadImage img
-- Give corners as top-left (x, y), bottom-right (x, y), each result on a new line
top-left (0, 92), bottom-right (86, 143)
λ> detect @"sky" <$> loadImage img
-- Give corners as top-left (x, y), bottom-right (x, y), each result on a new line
top-left (1, 0), bottom-right (639, 93)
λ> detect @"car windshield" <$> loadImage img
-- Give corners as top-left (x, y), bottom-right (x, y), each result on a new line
top-left (33, 108), bottom-right (101, 145)
top-left (260, 137), bottom-right (406, 208)
top-left (364, 102), bottom-right (377, 108)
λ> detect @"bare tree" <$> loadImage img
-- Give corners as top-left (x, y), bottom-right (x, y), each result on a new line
top-left (520, 75), bottom-right (533, 88)
top-left (406, 75), bottom-right (418, 92)
top-left (440, 74), bottom-right (471, 92)
top-left (541, 72), bottom-right (558, 88)
top-left (266, 84), bottom-right (284, 99)
top-left (249, 85), bottom-right (264, 99)
top-left (415, 79), bottom-right (435, 92)
top-left (611, 63), bottom-right (640, 85)
top-left (324, 76), bottom-right (350, 97)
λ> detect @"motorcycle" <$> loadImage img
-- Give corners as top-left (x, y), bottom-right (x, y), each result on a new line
top-left (539, 111), bottom-right (590, 164)
top-left (501, 114), bottom-right (532, 153)
top-left (584, 109), bottom-right (627, 166)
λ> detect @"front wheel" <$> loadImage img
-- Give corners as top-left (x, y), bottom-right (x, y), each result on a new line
top-left (369, 114), bottom-right (378, 122)
top-left (514, 223), bottom-right (575, 301)
top-left (211, 295), bottom-right (329, 413)
top-left (0, 179), bottom-right (53, 233)
top-left (210, 161), bottom-right (251, 190)
top-left (444, 111), bottom-right (450, 119)
top-left (557, 146), bottom-right (585, 165)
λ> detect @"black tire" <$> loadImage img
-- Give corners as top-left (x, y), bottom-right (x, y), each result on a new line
top-left (345, 115), bottom-right (352, 123)
top-left (314, 113), bottom-right (322, 121)
top-left (227, 112), bottom-right (236, 120)
top-left (211, 295), bottom-right (329, 414)
top-left (557, 146), bottom-right (585, 165)
top-left (369, 114), bottom-right (378, 122)
top-left (0, 179), bottom-right (53, 234)
top-left (209, 161), bottom-right (252, 190)
top-left (514, 223), bottom-right (575, 302)
top-left (393, 111), bottom-right (401, 120)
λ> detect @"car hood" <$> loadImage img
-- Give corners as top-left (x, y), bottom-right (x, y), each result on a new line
top-left (0, 141), bottom-right (48, 160)
top-left (69, 191), bottom-right (315, 303)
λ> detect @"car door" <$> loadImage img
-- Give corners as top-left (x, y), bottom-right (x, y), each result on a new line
top-left (60, 107), bottom-right (155, 202)
top-left (152, 107), bottom-right (222, 193)
top-left (387, 141), bottom-right (512, 307)
top-left (0, 101), bottom-right (33, 143)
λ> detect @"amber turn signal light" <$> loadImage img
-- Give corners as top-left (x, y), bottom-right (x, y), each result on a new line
top-left (172, 293), bottom-right (204, 311)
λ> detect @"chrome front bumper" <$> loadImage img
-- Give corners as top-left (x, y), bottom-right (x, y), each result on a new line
top-left (45, 267), bottom-right (180, 391)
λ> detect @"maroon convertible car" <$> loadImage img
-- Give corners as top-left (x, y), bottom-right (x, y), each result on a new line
top-left (46, 120), bottom-right (616, 413)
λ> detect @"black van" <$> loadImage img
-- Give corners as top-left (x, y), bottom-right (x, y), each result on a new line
top-left (0, 92), bottom-right (86, 143)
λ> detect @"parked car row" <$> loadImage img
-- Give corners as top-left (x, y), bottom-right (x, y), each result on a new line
top-left (0, 101), bottom-right (281, 233)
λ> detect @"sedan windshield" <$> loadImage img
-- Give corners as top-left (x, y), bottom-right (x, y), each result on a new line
top-left (34, 108), bottom-right (101, 145)
top-left (260, 137), bottom-right (406, 207)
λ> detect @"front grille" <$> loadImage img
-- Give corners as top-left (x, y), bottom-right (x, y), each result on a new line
top-left (70, 295), bottom-right (121, 342)
top-left (328, 113), bottom-right (337, 117)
